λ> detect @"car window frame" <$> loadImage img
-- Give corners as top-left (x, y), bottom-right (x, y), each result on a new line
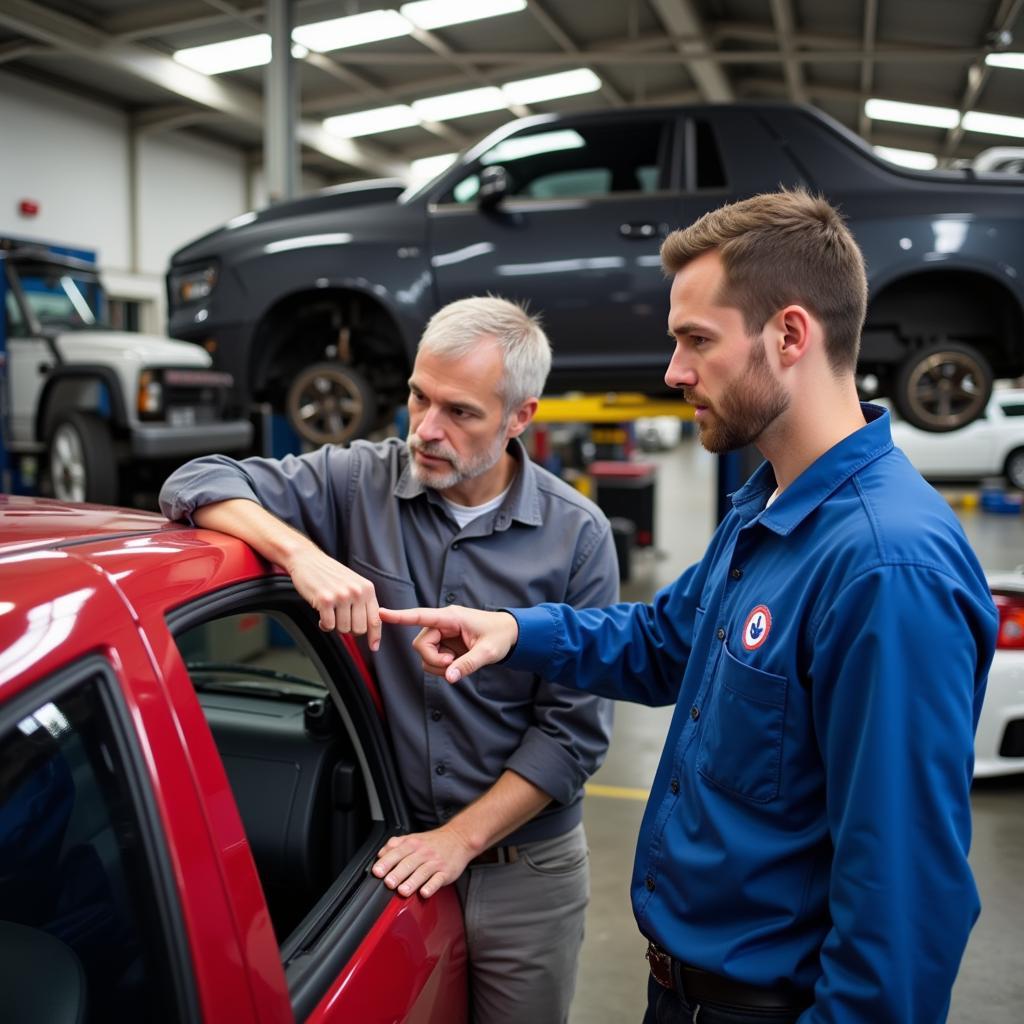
top-left (0, 654), bottom-right (199, 1024)
top-left (164, 577), bottom-right (412, 1020)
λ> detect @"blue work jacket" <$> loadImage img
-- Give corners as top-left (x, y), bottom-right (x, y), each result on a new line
top-left (508, 405), bottom-right (997, 1023)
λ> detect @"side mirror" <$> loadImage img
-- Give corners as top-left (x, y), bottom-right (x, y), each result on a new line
top-left (478, 165), bottom-right (510, 210)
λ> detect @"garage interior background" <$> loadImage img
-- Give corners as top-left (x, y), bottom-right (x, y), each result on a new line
top-left (1, 2), bottom-right (1023, 1023)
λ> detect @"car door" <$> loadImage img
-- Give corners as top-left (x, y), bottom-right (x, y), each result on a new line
top-left (428, 112), bottom-right (686, 394)
top-left (108, 531), bottom-right (467, 1024)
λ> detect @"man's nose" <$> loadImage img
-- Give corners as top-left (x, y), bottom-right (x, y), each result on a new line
top-left (664, 346), bottom-right (697, 390)
top-left (415, 404), bottom-right (444, 440)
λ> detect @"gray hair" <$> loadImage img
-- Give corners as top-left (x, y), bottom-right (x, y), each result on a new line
top-left (418, 295), bottom-right (552, 412)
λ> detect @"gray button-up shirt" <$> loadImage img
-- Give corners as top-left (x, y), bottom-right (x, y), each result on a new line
top-left (160, 437), bottom-right (617, 843)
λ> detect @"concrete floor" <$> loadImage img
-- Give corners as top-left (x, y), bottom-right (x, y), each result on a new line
top-left (569, 436), bottom-right (1024, 1024)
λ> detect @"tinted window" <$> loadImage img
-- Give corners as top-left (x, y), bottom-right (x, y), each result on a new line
top-left (174, 610), bottom-right (373, 945)
top-left (999, 402), bottom-right (1024, 416)
top-left (694, 119), bottom-right (727, 189)
top-left (446, 119), bottom-right (669, 203)
top-left (0, 676), bottom-right (182, 1023)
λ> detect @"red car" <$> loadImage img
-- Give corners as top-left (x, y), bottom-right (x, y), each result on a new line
top-left (0, 496), bottom-right (467, 1024)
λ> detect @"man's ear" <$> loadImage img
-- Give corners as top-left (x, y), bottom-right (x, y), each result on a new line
top-left (507, 397), bottom-right (539, 438)
top-left (774, 305), bottom-right (813, 368)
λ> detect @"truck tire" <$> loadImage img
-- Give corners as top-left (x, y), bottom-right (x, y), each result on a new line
top-left (47, 411), bottom-right (119, 504)
top-left (285, 362), bottom-right (376, 446)
top-left (1005, 448), bottom-right (1024, 491)
top-left (893, 341), bottom-right (993, 432)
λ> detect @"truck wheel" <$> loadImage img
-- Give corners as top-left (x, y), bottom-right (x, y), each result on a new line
top-left (47, 411), bottom-right (119, 504)
top-left (893, 341), bottom-right (992, 432)
top-left (285, 362), bottom-right (375, 446)
top-left (1005, 448), bottom-right (1024, 491)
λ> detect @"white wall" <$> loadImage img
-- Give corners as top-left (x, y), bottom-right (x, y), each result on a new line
top-left (0, 70), bottom-right (252, 328)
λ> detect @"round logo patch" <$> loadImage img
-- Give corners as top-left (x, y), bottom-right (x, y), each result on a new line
top-left (742, 605), bottom-right (772, 651)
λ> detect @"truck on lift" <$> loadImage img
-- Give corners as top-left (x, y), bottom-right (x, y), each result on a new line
top-left (0, 238), bottom-right (252, 504)
top-left (167, 102), bottom-right (1024, 444)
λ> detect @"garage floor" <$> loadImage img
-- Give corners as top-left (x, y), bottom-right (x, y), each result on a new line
top-left (569, 435), bottom-right (1024, 1024)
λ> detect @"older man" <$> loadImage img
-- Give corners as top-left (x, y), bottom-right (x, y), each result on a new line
top-left (160, 296), bottom-right (617, 1024)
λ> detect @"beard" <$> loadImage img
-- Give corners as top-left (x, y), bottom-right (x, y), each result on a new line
top-left (685, 337), bottom-right (790, 454)
top-left (407, 430), bottom-right (508, 491)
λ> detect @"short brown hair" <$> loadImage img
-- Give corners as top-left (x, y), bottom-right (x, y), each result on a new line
top-left (660, 188), bottom-right (868, 373)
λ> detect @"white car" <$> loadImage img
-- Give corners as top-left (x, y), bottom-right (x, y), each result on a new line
top-left (977, 571), bottom-right (1024, 776)
top-left (889, 389), bottom-right (1024, 490)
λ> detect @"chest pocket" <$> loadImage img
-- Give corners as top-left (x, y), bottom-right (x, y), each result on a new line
top-left (696, 644), bottom-right (788, 804)
top-left (348, 554), bottom-right (418, 611)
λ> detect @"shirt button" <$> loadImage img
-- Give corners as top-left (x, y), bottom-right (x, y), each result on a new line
top-left (645, 874), bottom-right (656, 892)
top-left (445, 592), bottom-right (457, 603)
top-left (452, 541), bottom-right (459, 550)
top-left (670, 779), bottom-right (679, 794)
top-left (431, 709), bottom-right (442, 722)
top-left (435, 763), bottom-right (446, 775)
top-left (690, 705), bottom-right (700, 721)
top-left (730, 567), bottom-right (743, 580)
top-left (716, 627), bottom-right (726, 641)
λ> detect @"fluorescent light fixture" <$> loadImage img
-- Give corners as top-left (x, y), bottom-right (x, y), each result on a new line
top-left (503, 68), bottom-right (602, 105)
top-left (324, 104), bottom-right (419, 138)
top-left (174, 34), bottom-right (271, 75)
top-left (293, 10), bottom-right (412, 52)
top-left (864, 98), bottom-right (960, 130)
top-left (873, 146), bottom-right (938, 170)
top-left (482, 129), bottom-right (585, 164)
top-left (410, 153), bottom-right (458, 181)
top-left (413, 86), bottom-right (506, 122)
top-left (985, 52), bottom-right (1024, 71)
top-left (962, 110), bottom-right (1024, 139)
top-left (400, 0), bottom-right (526, 31)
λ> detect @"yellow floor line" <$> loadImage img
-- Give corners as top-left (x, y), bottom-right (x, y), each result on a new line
top-left (585, 783), bottom-right (650, 801)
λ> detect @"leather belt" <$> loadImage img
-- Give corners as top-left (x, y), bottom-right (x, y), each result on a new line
top-left (469, 844), bottom-right (519, 866)
top-left (646, 942), bottom-right (809, 1012)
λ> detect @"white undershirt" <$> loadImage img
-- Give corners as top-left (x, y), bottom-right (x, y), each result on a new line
top-left (442, 484), bottom-right (512, 529)
top-left (765, 487), bottom-right (781, 508)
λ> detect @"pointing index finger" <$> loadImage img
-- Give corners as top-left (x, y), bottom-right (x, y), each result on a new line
top-left (379, 606), bottom-right (448, 628)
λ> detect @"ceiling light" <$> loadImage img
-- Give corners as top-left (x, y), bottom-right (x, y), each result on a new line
top-left (323, 104), bottom-right (420, 138)
top-left (502, 69), bottom-right (602, 105)
top-left (985, 52), bottom-right (1024, 71)
top-left (873, 146), bottom-right (938, 170)
top-left (293, 10), bottom-right (412, 52)
top-left (409, 153), bottom-right (458, 182)
top-left (400, 0), bottom-right (526, 31)
top-left (864, 99), bottom-right (960, 129)
top-left (412, 86), bottom-right (506, 122)
top-left (962, 110), bottom-right (1024, 139)
top-left (174, 34), bottom-right (271, 75)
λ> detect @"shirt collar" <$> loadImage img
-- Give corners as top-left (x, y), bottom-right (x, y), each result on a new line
top-left (731, 403), bottom-right (893, 535)
top-left (394, 436), bottom-right (543, 530)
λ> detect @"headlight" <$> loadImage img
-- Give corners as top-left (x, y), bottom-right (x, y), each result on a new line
top-left (173, 264), bottom-right (218, 304)
top-left (138, 369), bottom-right (163, 419)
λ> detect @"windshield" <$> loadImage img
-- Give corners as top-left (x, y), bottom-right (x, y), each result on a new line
top-left (14, 267), bottom-right (107, 329)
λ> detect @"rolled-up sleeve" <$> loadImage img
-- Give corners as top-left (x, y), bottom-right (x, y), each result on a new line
top-left (504, 520), bottom-right (618, 803)
top-left (159, 447), bottom-right (353, 553)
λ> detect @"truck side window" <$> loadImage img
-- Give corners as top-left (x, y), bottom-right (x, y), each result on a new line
top-left (445, 119), bottom-right (669, 203)
top-left (0, 675), bottom-right (184, 1023)
top-left (694, 119), bottom-right (727, 189)
top-left (4, 289), bottom-right (27, 337)
top-left (174, 609), bottom-right (373, 946)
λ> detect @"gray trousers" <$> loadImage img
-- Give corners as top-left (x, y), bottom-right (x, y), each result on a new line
top-left (455, 822), bottom-right (590, 1024)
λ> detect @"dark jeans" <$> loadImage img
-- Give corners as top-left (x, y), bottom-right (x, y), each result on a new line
top-left (643, 974), bottom-right (803, 1024)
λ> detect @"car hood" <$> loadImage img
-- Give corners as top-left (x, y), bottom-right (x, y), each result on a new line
top-left (171, 179), bottom-right (411, 265)
top-left (54, 330), bottom-right (213, 366)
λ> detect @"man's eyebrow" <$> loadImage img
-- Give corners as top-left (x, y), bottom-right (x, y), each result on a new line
top-left (406, 379), bottom-right (487, 415)
top-left (668, 321), bottom-right (717, 338)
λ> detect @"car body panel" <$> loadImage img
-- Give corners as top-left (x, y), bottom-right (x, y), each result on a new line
top-left (0, 497), bottom-right (467, 1023)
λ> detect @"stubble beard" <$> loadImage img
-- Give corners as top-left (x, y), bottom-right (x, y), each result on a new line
top-left (686, 337), bottom-right (790, 454)
top-left (407, 431), bottom-right (507, 491)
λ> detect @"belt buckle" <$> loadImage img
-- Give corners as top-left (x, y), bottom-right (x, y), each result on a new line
top-left (645, 942), bottom-right (674, 990)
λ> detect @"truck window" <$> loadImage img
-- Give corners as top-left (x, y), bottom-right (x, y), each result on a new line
top-left (3, 289), bottom-right (27, 337)
top-left (445, 118), bottom-right (670, 203)
top-left (694, 119), bottom-right (727, 190)
top-left (17, 269), bottom-right (101, 329)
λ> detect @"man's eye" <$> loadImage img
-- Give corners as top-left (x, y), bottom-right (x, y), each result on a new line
top-left (451, 407), bottom-right (468, 418)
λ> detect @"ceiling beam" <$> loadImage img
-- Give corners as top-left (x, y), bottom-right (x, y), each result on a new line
top-left (648, 0), bottom-right (733, 101)
top-left (0, 0), bottom-right (407, 177)
top-left (858, 0), bottom-right (879, 140)
top-left (769, 0), bottom-right (807, 104)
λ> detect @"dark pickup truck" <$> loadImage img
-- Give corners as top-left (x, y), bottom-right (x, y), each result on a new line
top-left (167, 101), bottom-right (1024, 442)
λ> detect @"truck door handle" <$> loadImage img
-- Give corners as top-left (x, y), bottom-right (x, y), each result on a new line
top-left (619, 221), bottom-right (659, 239)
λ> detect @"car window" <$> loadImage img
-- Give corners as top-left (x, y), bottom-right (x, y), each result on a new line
top-left (0, 670), bottom-right (185, 1023)
top-left (443, 118), bottom-right (670, 203)
top-left (999, 401), bottom-right (1024, 416)
top-left (173, 608), bottom-right (377, 947)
